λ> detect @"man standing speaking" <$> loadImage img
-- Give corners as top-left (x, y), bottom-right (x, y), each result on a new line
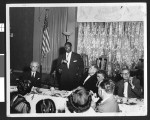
top-left (57, 42), bottom-right (84, 91)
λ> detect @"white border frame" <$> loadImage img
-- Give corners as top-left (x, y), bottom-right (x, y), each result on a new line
top-left (6, 3), bottom-right (147, 117)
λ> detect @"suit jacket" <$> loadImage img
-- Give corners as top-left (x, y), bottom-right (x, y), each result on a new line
top-left (57, 52), bottom-right (84, 90)
top-left (115, 77), bottom-right (143, 98)
top-left (81, 72), bottom-right (98, 93)
top-left (96, 96), bottom-right (120, 113)
top-left (20, 71), bottom-right (41, 88)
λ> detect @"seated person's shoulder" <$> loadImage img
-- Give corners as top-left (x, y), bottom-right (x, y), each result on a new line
top-left (132, 77), bottom-right (141, 84)
top-left (92, 73), bottom-right (97, 78)
top-left (115, 79), bottom-right (123, 85)
top-left (36, 71), bottom-right (41, 75)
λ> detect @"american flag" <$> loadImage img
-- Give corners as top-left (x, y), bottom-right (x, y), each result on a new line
top-left (41, 10), bottom-right (50, 58)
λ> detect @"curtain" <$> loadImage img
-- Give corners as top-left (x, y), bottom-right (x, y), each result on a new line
top-left (77, 22), bottom-right (144, 70)
top-left (33, 7), bottom-right (68, 73)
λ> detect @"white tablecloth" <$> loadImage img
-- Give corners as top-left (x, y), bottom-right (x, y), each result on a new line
top-left (10, 86), bottom-right (70, 113)
top-left (10, 86), bottom-right (146, 115)
top-left (116, 96), bottom-right (146, 116)
top-left (24, 93), bottom-right (67, 113)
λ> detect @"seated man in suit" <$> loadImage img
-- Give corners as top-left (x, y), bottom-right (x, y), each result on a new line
top-left (81, 65), bottom-right (98, 93)
top-left (115, 68), bottom-right (143, 98)
top-left (95, 79), bottom-right (120, 113)
top-left (20, 61), bottom-right (41, 88)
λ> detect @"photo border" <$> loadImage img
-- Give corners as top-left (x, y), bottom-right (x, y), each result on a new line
top-left (6, 3), bottom-right (147, 117)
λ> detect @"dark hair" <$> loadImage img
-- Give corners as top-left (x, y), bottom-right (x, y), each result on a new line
top-left (91, 64), bottom-right (98, 70)
top-left (65, 42), bottom-right (72, 47)
top-left (97, 70), bottom-right (108, 78)
top-left (36, 99), bottom-right (56, 113)
top-left (67, 87), bottom-right (92, 113)
top-left (99, 79), bottom-right (115, 94)
top-left (17, 80), bottom-right (32, 95)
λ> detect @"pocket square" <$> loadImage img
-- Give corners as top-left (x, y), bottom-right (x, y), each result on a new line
top-left (37, 78), bottom-right (40, 80)
top-left (73, 60), bottom-right (77, 62)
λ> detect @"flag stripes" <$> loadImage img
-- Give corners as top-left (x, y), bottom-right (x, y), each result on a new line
top-left (41, 10), bottom-right (50, 58)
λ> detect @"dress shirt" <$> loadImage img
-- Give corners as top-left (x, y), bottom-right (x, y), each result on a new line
top-left (83, 75), bottom-right (91, 85)
top-left (123, 81), bottom-right (128, 97)
top-left (66, 52), bottom-right (72, 68)
top-left (31, 72), bottom-right (36, 78)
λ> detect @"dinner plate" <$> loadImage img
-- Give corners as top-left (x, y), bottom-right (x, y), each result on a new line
top-left (124, 102), bottom-right (137, 105)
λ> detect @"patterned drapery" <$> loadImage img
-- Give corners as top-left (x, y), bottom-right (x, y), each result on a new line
top-left (77, 22), bottom-right (144, 70)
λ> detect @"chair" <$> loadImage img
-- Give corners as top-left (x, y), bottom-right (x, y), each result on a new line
top-left (80, 54), bottom-right (89, 72)
top-left (96, 55), bottom-right (108, 71)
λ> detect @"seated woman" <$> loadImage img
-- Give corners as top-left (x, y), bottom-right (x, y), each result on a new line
top-left (66, 86), bottom-right (95, 113)
top-left (95, 79), bottom-right (120, 113)
top-left (96, 70), bottom-right (108, 87)
top-left (36, 99), bottom-right (56, 113)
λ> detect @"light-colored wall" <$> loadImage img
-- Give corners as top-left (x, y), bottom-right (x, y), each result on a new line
top-left (67, 7), bottom-right (77, 52)
top-left (33, 7), bottom-right (77, 61)
top-left (33, 7), bottom-right (77, 72)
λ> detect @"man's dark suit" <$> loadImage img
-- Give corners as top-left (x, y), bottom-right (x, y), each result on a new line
top-left (57, 52), bottom-right (84, 91)
top-left (115, 77), bottom-right (143, 98)
top-left (81, 72), bottom-right (98, 93)
top-left (20, 71), bottom-right (41, 88)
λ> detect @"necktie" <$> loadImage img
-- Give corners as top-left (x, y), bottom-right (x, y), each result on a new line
top-left (32, 72), bottom-right (35, 78)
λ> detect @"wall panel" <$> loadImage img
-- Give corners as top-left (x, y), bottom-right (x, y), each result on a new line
top-left (10, 7), bottom-right (34, 70)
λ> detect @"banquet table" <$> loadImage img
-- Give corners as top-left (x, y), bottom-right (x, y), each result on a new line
top-left (10, 86), bottom-right (146, 115)
top-left (10, 86), bottom-right (70, 113)
top-left (115, 96), bottom-right (146, 116)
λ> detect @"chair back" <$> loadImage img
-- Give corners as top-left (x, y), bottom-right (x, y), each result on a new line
top-left (81, 54), bottom-right (89, 71)
top-left (96, 55), bottom-right (108, 70)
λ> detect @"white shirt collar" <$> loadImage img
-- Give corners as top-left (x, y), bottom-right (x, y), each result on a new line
top-left (66, 51), bottom-right (72, 55)
top-left (83, 75), bottom-right (91, 85)
top-left (31, 71), bottom-right (36, 76)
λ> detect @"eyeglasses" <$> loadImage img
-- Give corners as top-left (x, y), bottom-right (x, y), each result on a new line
top-left (121, 72), bottom-right (129, 75)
